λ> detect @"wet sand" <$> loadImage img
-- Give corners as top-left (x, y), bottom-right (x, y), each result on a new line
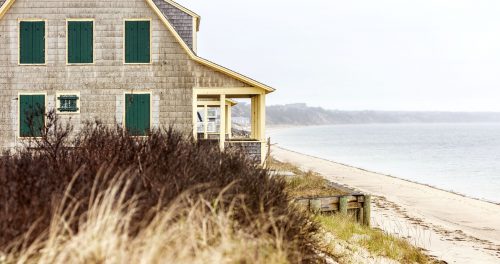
top-left (272, 146), bottom-right (500, 263)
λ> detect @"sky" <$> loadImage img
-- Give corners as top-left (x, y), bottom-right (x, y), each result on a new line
top-left (176, 0), bottom-right (500, 111)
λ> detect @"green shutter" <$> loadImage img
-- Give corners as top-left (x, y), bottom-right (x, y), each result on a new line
top-left (125, 21), bottom-right (150, 63)
top-left (80, 22), bottom-right (93, 63)
top-left (125, 94), bottom-right (150, 136)
top-left (68, 21), bottom-right (93, 63)
top-left (125, 21), bottom-right (137, 63)
top-left (20, 22), bottom-right (33, 63)
top-left (20, 95), bottom-right (45, 137)
top-left (137, 21), bottom-right (150, 63)
top-left (32, 22), bottom-right (45, 64)
top-left (20, 21), bottom-right (45, 64)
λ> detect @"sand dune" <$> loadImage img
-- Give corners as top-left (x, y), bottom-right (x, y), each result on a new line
top-left (272, 146), bottom-right (500, 264)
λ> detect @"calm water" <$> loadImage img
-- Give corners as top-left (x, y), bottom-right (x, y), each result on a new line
top-left (269, 123), bottom-right (500, 203)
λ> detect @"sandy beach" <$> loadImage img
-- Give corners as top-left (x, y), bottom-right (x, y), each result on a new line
top-left (272, 145), bottom-right (500, 264)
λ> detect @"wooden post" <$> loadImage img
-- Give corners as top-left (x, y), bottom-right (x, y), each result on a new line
top-left (219, 94), bottom-right (226, 150)
top-left (203, 105), bottom-right (208, 139)
top-left (250, 96), bottom-right (256, 139)
top-left (192, 91), bottom-right (198, 139)
top-left (339, 196), bottom-right (348, 215)
top-left (258, 94), bottom-right (266, 141)
top-left (357, 196), bottom-right (364, 224)
top-left (226, 104), bottom-right (232, 139)
top-left (363, 195), bottom-right (371, 226)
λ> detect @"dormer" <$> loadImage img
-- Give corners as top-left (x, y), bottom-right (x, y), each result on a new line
top-left (152, 0), bottom-right (200, 53)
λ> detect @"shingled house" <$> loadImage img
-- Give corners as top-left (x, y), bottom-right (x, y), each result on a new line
top-left (0, 0), bottom-right (274, 162)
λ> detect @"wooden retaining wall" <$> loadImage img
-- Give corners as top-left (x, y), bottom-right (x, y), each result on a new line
top-left (295, 194), bottom-right (371, 226)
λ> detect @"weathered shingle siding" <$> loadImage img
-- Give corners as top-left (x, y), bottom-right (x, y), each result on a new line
top-left (0, 0), bottom-right (248, 152)
top-left (152, 0), bottom-right (193, 50)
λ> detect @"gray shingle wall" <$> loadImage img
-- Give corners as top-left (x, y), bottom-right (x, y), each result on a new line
top-left (0, 0), bottom-right (6, 7)
top-left (0, 0), bottom-right (248, 152)
top-left (152, 0), bottom-right (194, 50)
top-left (226, 142), bottom-right (262, 163)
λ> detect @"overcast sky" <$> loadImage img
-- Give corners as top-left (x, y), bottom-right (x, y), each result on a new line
top-left (177, 0), bottom-right (500, 111)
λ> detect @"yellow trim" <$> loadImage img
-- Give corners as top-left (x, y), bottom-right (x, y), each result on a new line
top-left (123, 91), bottom-right (154, 137)
top-left (18, 19), bottom-right (48, 66)
top-left (66, 18), bottom-right (96, 65)
top-left (194, 87), bottom-right (265, 96)
top-left (1, 0), bottom-right (275, 92)
top-left (196, 99), bottom-right (237, 107)
top-left (0, 0), bottom-right (15, 20)
top-left (145, 0), bottom-right (275, 93)
top-left (17, 92), bottom-right (48, 139)
top-left (55, 91), bottom-right (81, 115)
top-left (192, 16), bottom-right (197, 53)
top-left (219, 94), bottom-right (226, 150)
top-left (123, 18), bottom-right (153, 65)
top-left (192, 89), bottom-right (198, 139)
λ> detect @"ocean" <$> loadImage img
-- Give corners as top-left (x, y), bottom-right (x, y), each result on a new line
top-left (268, 123), bottom-right (500, 203)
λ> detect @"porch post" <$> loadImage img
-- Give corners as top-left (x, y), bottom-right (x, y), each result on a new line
top-left (226, 104), bottom-right (232, 139)
top-left (203, 105), bottom-right (208, 139)
top-left (258, 94), bottom-right (266, 141)
top-left (192, 91), bottom-right (198, 139)
top-left (250, 96), bottom-right (257, 139)
top-left (258, 94), bottom-right (267, 163)
top-left (219, 94), bottom-right (226, 150)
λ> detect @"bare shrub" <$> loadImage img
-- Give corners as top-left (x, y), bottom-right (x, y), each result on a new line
top-left (0, 115), bottom-right (320, 263)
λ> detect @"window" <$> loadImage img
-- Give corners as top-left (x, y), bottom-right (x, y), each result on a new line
top-left (19, 94), bottom-right (45, 137)
top-left (57, 93), bottom-right (80, 113)
top-left (19, 21), bottom-right (45, 64)
top-left (125, 20), bottom-right (151, 63)
top-left (125, 93), bottom-right (151, 136)
top-left (67, 20), bottom-right (93, 64)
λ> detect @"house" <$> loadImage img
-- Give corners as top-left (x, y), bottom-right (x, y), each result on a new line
top-left (0, 0), bottom-right (274, 162)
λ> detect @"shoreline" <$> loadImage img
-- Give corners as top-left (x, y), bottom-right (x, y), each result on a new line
top-left (273, 144), bottom-right (500, 206)
top-left (271, 145), bottom-right (500, 263)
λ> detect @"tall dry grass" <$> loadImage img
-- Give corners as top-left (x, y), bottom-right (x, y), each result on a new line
top-left (0, 113), bottom-right (322, 263)
top-left (2, 171), bottom-right (290, 264)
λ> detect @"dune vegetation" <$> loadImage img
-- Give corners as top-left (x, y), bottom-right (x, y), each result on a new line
top-left (0, 114), bottom-right (320, 264)
top-left (0, 113), bottom-right (436, 264)
top-left (269, 159), bottom-right (436, 264)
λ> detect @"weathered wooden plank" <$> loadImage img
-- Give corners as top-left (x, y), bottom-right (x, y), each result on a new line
top-left (310, 199), bottom-right (322, 213)
top-left (347, 202), bottom-right (362, 209)
top-left (321, 197), bottom-right (339, 204)
top-left (320, 203), bottom-right (338, 212)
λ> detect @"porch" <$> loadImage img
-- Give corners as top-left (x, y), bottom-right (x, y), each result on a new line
top-left (193, 87), bottom-right (268, 164)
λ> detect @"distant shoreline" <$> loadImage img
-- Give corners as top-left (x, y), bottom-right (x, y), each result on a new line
top-left (267, 121), bottom-right (500, 129)
top-left (273, 144), bottom-right (500, 206)
top-left (268, 124), bottom-right (500, 205)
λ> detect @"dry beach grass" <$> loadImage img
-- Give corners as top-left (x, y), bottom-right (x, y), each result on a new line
top-left (0, 115), bottom-right (321, 263)
top-left (269, 158), bottom-right (435, 264)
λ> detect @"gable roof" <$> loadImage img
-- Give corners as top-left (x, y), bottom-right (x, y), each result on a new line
top-left (163, 0), bottom-right (200, 31)
top-left (153, 0), bottom-right (197, 51)
top-left (0, 0), bottom-right (275, 93)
